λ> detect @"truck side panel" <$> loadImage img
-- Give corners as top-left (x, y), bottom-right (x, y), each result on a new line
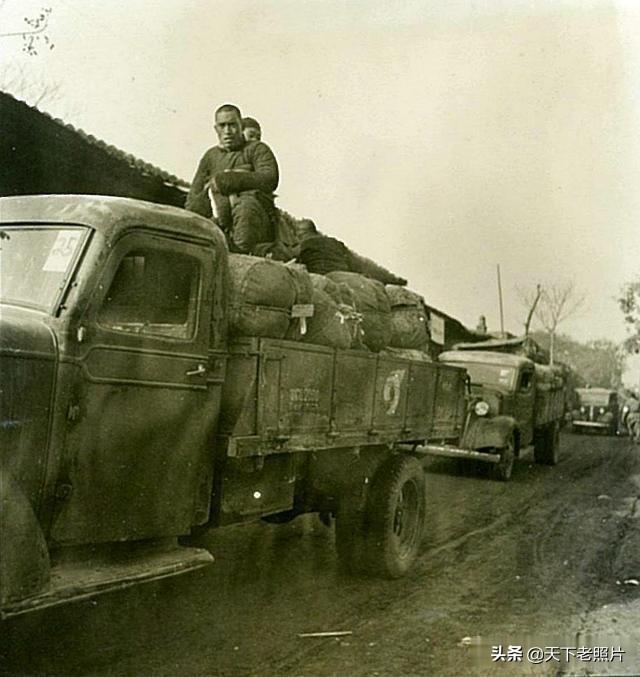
top-left (219, 338), bottom-right (465, 457)
top-left (333, 351), bottom-right (378, 431)
top-left (534, 385), bottom-right (565, 427)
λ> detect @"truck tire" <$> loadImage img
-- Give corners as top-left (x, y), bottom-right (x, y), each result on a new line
top-left (534, 422), bottom-right (560, 465)
top-left (493, 436), bottom-right (515, 481)
top-left (364, 455), bottom-right (427, 578)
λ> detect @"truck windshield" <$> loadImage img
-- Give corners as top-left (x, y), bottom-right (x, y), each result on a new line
top-left (455, 362), bottom-right (516, 390)
top-left (577, 391), bottom-right (611, 406)
top-left (0, 226), bottom-right (87, 311)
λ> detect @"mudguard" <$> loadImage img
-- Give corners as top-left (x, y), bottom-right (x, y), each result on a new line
top-left (0, 471), bottom-right (50, 610)
top-left (461, 415), bottom-right (517, 451)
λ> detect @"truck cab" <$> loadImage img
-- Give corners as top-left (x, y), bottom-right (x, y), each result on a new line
top-left (1, 195), bottom-right (229, 617)
top-left (571, 388), bottom-right (619, 435)
top-left (416, 350), bottom-right (565, 480)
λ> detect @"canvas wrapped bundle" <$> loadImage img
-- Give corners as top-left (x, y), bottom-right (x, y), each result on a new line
top-left (386, 285), bottom-right (429, 351)
top-left (326, 271), bottom-right (391, 352)
top-left (287, 274), bottom-right (362, 348)
top-left (308, 273), bottom-right (356, 308)
top-left (286, 288), bottom-right (352, 349)
top-left (228, 254), bottom-right (312, 338)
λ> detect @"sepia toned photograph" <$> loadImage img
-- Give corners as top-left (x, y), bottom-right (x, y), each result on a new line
top-left (1, 1), bottom-right (639, 675)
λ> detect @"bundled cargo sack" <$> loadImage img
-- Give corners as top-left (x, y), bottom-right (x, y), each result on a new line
top-left (228, 254), bottom-right (312, 338)
top-left (289, 274), bottom-right (362, 347)
top-left (287, 288), bottom-right (352, 349)
top-left (386, 285), bottom-right (429, 351)
top-left (326, 271), bottom-right (391, 352)
top-left (229, 254), bottom-right (296, 307)
top-left (228, 304), bottom-right (290, 339)
top-left (308, 273), bottom-right (354, 307)
top-left (308, 273), bottom-right (342, 304)
top-left (287, 263), bottom-right (314, 305)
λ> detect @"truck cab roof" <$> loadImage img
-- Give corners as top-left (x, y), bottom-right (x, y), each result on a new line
top-left (438, 350), bottom-right (533, 370)
top-left (0, 194), bottom-right (226, 249)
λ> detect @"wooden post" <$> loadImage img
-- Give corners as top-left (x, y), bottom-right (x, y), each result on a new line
top-left (497, 264), bottom-right (505, 338)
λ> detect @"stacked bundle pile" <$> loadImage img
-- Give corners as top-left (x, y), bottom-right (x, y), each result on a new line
top-left (385, 285), bottom-right (429, 351)
top-left (228, 256), bottom-right (431, 358)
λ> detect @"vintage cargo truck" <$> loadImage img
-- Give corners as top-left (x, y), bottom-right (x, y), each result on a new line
top-left (0, 194), bottom-right (471, 619)
top-left (414, 349), bottom-right (566, 480)
top-left (570, 387), bottom-right (619, 436)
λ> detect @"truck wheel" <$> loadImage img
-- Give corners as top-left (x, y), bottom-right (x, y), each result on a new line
top-left (364, 455), bottom-right (426, 578)
top-left (493, 436), bottom-right (515, 481)
top-left (534, 422), bottom-right (559, 466)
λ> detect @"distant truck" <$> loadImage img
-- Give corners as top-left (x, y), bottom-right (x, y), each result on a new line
top-left (415, 350), bottom-right (566, 480)
top-left (0, 194), bottom-right (470, 619)
top-left (570, 387), bottom-right (619, 436)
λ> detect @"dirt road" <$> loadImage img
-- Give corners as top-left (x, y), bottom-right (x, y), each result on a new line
top-left (2, 432), bottom-right (639, 676)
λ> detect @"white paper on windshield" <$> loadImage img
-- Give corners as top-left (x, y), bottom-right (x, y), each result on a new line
top-left (43, 230), bottom-right (82, 272)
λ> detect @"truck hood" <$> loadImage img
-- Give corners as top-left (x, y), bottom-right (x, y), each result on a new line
top-left (0, 305), bottom-right (57, 507)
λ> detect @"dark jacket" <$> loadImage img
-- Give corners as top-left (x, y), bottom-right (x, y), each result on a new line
top-left (185, 140), bottom-right (279, 226)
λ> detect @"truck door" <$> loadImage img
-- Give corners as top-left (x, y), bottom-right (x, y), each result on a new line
top-left (513, 366), bottom-right (535, 446)
top-left (52, 231), bottom-right (223, 544)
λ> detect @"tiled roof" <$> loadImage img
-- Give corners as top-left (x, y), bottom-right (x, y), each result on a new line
top-left (1, 90), bottom-right (188, 190)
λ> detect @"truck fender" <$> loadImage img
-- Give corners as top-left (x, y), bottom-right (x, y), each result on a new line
top-left (0, 471), bottom-right (50, 607)
top-left (461, 415), bottom-right (517, 452)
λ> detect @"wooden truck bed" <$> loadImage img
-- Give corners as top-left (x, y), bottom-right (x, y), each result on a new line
top-left (217, 338), bottom-right (466, 457)
top-left (534, 364), bottom-right (566, 427)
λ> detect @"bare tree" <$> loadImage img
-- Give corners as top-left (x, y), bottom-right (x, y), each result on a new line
top-left (0, 4), bottom-right (54, 56)
top-left (517, 283), bottom-right (542, 336)
top-left (0, 63), bottom-right (61, 108)
top-left (535, 281), bottom-right (586, 364)
top-left (518, 281), bottom-right (586, 363)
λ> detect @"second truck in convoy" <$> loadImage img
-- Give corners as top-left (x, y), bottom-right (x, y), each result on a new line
top-left (419, 348), bottom-right (566, 480)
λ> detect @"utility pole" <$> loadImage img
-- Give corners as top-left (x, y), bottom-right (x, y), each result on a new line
top-left (497, 264), bottom-right (505, 338)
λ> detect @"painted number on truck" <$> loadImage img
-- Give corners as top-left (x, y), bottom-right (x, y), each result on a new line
top-left (289, 388), bottom-right (320, 412)
top-left (383, 369), bottom-right (406, 415)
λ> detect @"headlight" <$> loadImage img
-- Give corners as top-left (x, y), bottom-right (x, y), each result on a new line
top-left (580, 406), bottom-right (586, 413)
top-left (474, 401), bottom-right (490, 417)
top-left (623, 405), bottom-right (629, 413)
top-left (599, 407), bottom-right (606, 415)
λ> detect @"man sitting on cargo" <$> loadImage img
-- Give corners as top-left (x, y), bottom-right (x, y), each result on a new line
top-left (296, 219), bottom-right (353, 275)
top-left (296, 219), bottom-right (407, 285)
top-left (186, 104), bottom-right (279, 254)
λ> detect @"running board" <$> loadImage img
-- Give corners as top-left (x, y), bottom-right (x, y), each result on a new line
top-left (2, 543), bottom-right (213, 619)
top-left (412, 444), bottom-right (501, 464)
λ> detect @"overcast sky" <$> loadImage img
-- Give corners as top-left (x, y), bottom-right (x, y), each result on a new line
top-left (1, 0), bottom-right (639, 366)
